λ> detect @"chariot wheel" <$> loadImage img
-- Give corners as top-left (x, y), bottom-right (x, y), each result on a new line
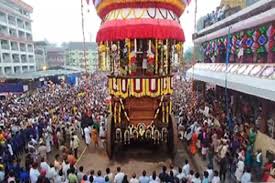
top-left (106, 115), bottom-right (114, 159)
top-left (167, 114), bottom-right (178, 157)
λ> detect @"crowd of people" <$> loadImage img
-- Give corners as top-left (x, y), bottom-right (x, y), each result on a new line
top-left (203, 5), bottom-right (228, 29)
top-left (173, 74), bottom-right (275, 183)
top-left (0, 72), bottom-right (109, 182)
top-left (0, 70), bottom-right (274, 183)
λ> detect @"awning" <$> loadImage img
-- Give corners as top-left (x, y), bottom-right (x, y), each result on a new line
top-left (187, 63), bottom-right (275, 101)
top-left (96, 18), bottom-right (185, 42)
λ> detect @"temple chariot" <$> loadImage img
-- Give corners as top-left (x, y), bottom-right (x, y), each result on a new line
top-left (93, 0), bottom-right (189, 157)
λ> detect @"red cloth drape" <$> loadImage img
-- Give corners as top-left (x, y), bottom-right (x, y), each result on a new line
top-left (96, 18), bottom-right (185, 42)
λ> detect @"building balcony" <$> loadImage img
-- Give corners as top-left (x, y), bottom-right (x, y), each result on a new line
top-left (1, 44), bottom-right (10, 50)
top-left (17, 19), bottom-right (24, 29)
top-left (8, 16), bottom-right (16, 26)
top-left (0, 25), bottom-right (8, 36)
top-left (18, 31), bottom-right (25, 39)
top-left (9, 29), bottom-right (17, 37)
top-left (108, 75), bottom-right (173, 99)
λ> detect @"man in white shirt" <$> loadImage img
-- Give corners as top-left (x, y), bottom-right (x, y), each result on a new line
top-left (211, 170), bottom-right (221, 183)
top-left (40, 157), bottom-right (50, 175)
top-left (149, 171), bottom-right (160, 183)
top-left (130, 173), bottom-right (139, 183)
top-left (94, 170), bottom-right (105, 183)
top-left (62, 160), bottom-right (70, 178)
top-left (30, 163), bottom-right (40, 183)
top-left (46, 164), bottom-right (57, 181)
top-left (241, 168), bottom-right (252, 183)
top-left (105, 167), bottom-right (113, 183)
top-left (139, 170), bottom-right (150, 183)
top-left (176, 167), bottom-right (185, 182)
top-left (206, 165), bottom-right (214, 182)
top-left (114, 167), bottom-right (125, 183)
top-left (183, 160), bottom-right (190, 177)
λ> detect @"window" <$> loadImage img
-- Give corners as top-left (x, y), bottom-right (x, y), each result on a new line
top-left (25, 21), bottom-right (31, 31)
top-left (28, 55), bottom-right (34, 62)
top-left (18, 31), bottom-right (25, 39)
top-left (0, 11), bottom-right (6, 23)
top-left (4, 67), bottom-right (12, 75)
top-left (29, 66), bottom-right (35, 71)
top-left (27, 44), bottom-right (33, 52)
top-left (20, 43), bottom-right (26, 52)
top-left (26, 33), bottom-right (32, 41)
top-left (0, 25), bottom-right (8, 36)
top-left (14, 66), bottom-right (21, 74)
top-left (2, 53), bottom-right (11, 62)
top-left (21, 54), bottom-right (27, 63)
top-left (11, 42), bottom-right (18, 50)
top-left (12, 54), bottom-right (20, 63)
top-left (9, 28), bottom-right (17, 37)
top-left (22, 66), bottom-right (28, 72)
top-left (8, 15), bottom-right (16, 26)
top-left (17, 18), bottom-right (24, 29)
top-left (1, 40), bottom-right (10, 50)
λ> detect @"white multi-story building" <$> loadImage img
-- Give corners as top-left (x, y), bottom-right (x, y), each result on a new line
top-left (0, 0), bottom-right (35, 76)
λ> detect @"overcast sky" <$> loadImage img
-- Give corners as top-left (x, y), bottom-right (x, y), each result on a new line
top-left (24, 0), bottom-right (221, 49)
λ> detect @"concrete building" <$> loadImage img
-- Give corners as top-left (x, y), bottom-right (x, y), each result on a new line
top-left (46, 47), bottom-right (65, 69)
top-left (0, 0), bottom-right (35, 76)
top-left (34, 41), bottom-right (47, 71)
top-left (65, 42), bottom-right (97, 72)
top-left (190, 0), bottom-right (275, 158)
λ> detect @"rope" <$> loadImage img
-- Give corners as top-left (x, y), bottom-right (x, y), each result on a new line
top-left (80, 0), bottom-right (90, 100)
top-left (75, 146), bottom-right (87, 165)
top-left (191, 0), bottom-right (197, 105)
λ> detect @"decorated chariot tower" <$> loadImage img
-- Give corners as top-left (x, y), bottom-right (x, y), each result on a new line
top-left (93, 0), bottom-right (189, 157)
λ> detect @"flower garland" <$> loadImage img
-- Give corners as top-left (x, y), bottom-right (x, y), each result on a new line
top-left (108, 77), bottom-right (172, 98)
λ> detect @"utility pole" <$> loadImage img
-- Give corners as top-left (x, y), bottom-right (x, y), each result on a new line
top-left (191, 0), bottom-right (198, 105)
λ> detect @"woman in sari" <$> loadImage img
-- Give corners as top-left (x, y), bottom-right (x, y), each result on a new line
top-left (91, 126), bottom-right (98, 148)
top-left (189, 132), bottom-right (198, 155)
top-left (244, 145), bottom-right (253, 168)
top-left (261, 160), bottom-right (273, 182)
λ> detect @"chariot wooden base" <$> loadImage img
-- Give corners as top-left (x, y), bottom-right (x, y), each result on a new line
top-left (106, 115), bottom-right (178, 159)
